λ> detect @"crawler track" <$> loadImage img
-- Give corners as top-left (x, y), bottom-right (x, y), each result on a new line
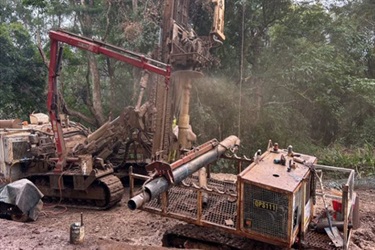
top-left (162, 224), bottom-right (282, 250)
top-left (97, 174), bottom-right (125, 209)
top-left (31, 174), bottom-right (124, 210)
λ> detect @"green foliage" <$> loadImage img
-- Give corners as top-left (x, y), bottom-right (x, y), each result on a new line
top-left (22, 0), bottom-right (47, 8)
top-left (209, 158), bottom-right (239, 174)
top-left (316, 143), bottom-right (375, 177)
top-left (247, 2), bottom-right (375, 146)
top-left (0, 22), bottom-right (46, 120)
top-left (1, 0), bottom-right (34, 24)
top-left (217, 0), bottom-right (292, 78)
top-left (190, 1), bottom-right (375, 174)
top-left (190, 77), bottom-right (238, 143)
top-left (339, 79), bottom-right (375, 146)
top-left (0, 0), bottom-right (374, 174)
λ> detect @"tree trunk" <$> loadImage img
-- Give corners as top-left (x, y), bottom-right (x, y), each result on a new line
top-left (88, 53), bottom-right (106, 125)
top-left (107, 58), bottom-right (116, 115)
top-left (70, 0), bottom-right (106, 126)
top-left (254, 77), bottom-right (262, 124)
top-left (132, 0), bottom-right (138, 12)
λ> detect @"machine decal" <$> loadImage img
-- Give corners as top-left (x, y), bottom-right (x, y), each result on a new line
top-left (253, 199), bottom-right (278, 211)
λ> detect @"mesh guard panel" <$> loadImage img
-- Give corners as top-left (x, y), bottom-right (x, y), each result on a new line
top-left (243, 183), bottom-right (289, 240)
top-left (12, 141), bottom-right (31, 160)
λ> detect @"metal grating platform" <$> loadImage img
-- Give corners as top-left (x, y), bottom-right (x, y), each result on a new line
top-left (202, 192), bottom-right (237, 228)
top-left (305, 230), bottom-right (342, 250)
top-left (145, 176), bottom-right (238, 228)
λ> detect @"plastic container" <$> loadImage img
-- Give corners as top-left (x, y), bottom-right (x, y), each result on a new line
top-left (332, 200), bottom-right (342, 212)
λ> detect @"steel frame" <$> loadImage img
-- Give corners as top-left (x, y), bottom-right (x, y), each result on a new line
top-left (129, 159), bottom-right (357, 249)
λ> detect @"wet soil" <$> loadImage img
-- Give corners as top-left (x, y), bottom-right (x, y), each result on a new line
top-left (349, 188), bottom-right (375, 250)
top-left (0, 187), bottom-right (374, 249)
top-left (0, 189), bottom-right (180, 250)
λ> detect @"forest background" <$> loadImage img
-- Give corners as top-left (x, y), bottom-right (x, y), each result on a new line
top-left (0, 0), bottom-right (374, 176)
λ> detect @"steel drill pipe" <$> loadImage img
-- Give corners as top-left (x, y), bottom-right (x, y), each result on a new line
top-left (128, 135), bottom-right (240, 210)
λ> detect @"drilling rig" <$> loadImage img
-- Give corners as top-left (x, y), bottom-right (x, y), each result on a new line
top-left (0, 29), bottom-right (173, 211)
top-left (127, 1), bottom-right (359, 249)
top-left (0, 3), bottom-right (360, 248)
top-left (0, 0), bottom-right (224, 212)
top-left (150, 0), bottom-right (226, 156)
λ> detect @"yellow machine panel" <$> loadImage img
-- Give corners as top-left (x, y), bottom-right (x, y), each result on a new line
top-left (239, 149), bottom-right (317, 247)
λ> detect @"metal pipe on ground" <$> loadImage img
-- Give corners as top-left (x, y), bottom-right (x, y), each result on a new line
top-left (128, 135), bottom-right (240, 210)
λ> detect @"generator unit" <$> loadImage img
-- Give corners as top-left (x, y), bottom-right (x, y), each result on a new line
top-left (239, 149), bottom-right (316, 247)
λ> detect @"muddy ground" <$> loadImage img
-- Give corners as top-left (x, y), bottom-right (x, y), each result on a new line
top-left (349, 188), bottom-right (375, 250)
top-left (0, 186), bottom-right (374, 249)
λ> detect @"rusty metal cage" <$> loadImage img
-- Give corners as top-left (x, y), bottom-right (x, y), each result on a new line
top-left (304, 164), bottom-right (357, 250)
top-left (143, 175), bottom-right (238, 229)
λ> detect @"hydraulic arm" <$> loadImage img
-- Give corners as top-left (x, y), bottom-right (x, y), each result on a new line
top-left (47, 29), bottom-right (171, 171)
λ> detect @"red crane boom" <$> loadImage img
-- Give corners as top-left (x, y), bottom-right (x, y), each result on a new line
top-left (47, 29), bottom-right (171, 171)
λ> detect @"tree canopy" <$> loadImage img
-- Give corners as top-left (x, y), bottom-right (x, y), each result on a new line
top-left (0, 21), bottom-right (46, 119)
top-left (1, 0), bottom-right (374, 154)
